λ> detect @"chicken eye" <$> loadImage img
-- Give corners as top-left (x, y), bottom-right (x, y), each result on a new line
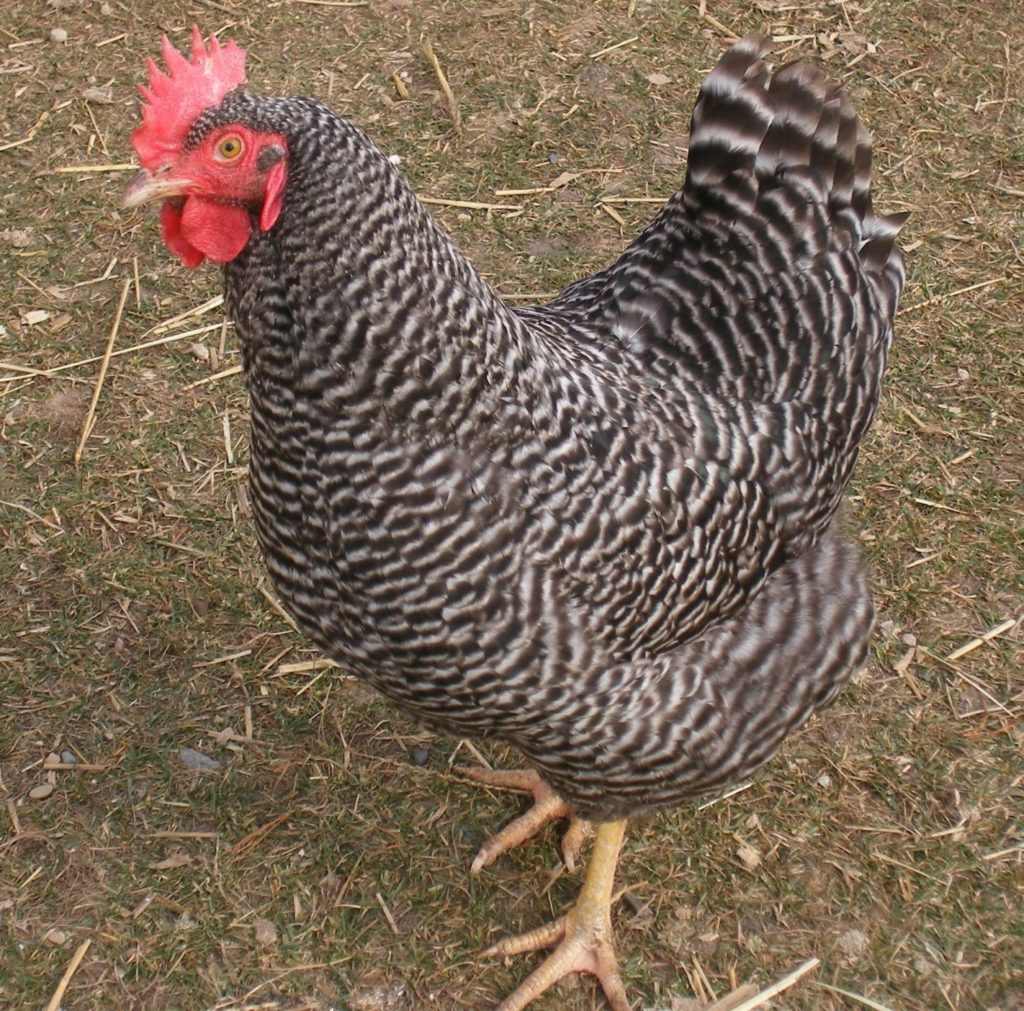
top-left (216, 135), bottom-right (244, 161)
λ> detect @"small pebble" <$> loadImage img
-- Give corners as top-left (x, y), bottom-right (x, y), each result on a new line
top-left (736, 840), bottom-right (762, 872)
top-left (178, 747), bottom-right (221, 771)
top-left (411, 746), bottom-right (429, 766)
top-left (253, 917), bottom-right (278, 947)
top-left (837, 927), bottom-right (870, 961)
top-left (60, 749), bottom-right (78, 765)
top-left (50, 27), bottom-right (68, 44)
top-left (900, 632), bottom-right (917, 646)
top-left (28, 783), bottom-right (55, 800)
top-left (174, 912), bottom-right (196, 932)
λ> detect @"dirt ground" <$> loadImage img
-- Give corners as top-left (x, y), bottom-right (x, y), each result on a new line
top-left (1, 1), bottom-right (1021, 1009)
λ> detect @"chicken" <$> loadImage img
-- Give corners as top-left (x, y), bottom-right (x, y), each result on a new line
top-left (126, 28), bottom-right (905, 1010)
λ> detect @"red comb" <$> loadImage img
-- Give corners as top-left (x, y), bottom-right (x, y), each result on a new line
top-left (132, 26), bottom-right (246, 169)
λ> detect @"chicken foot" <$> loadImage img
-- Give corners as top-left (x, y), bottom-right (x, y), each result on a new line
top-left (458, 766), bottom-right (592, 874)
top-left (484, 819), bottom-right (631, 1011)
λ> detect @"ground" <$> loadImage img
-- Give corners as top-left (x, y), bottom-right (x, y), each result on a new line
top-left (1, 1), bottom-right (1021, 1009)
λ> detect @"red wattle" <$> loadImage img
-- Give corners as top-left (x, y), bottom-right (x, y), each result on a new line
top-left (160, 200), bottom-right (206, 268)
top-left (180, 197), bottom-right (252, 264)
top-left (159, 197), bottom-right (252, 267)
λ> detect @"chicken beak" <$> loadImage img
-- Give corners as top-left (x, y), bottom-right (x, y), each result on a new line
top-left (123, 168), bottom-right (193, 208)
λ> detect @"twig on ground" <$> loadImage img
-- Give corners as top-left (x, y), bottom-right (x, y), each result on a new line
top-left (900, 277), bottom-right (1004, 313)
top-left (422, 196), bottom-right (521, 211)
top-left (74, 278), bottom-right (130, 465)
top-left (697, 781), bottom-right (753, 811)
top-left (601, 195), bottom-right (666, 204)
top-left (0, 108), bottom-right (49, 152)
top-left (422, 39), bottom-right (461, 131)
top-left (145, 831), bottom-right (219, 840)
top-left (42, 761), bottom-right (110, 772)
top-left (376, 891), bottom-right (401, 934)
top-left (700, 9), bottom-right (741, 42)
top-left (228, 812), bottom-right (291, 856)
top-left (5, 799), bottom-right (20, 835)
top-left (277, 657), bottom-right (341, 675)
top-left (132, 255), bottom-right (141, 308)
top-left (945, 617), bottom-right (1017, 661)
top-left (0, 322), bottom-right (228, 384)
top-left (43, 938), bottom-right (92, 1011)
top-left (601, 202), bottom-right (627, 227)
top-left (185, 364), bottom-right (242, 390)
top-left (590, 36), bottom-right (639, 60)
top-left (917, 646), bottom-right (1014, 717)
top-left (815, 980), bottom-right (898, 1011)
top-left (708, 958), bottom-right (820, 1010)
top-left (704, 984), bottom-right (757, 1010)
top-left (52, 162), bottom-right (134, 174)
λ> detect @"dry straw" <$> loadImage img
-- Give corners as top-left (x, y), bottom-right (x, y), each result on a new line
top-left (74, 278), bottom-right (131, 465)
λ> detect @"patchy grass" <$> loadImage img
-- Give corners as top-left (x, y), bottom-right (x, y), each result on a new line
top-left (1, 1), bottom-right (1021, 1009)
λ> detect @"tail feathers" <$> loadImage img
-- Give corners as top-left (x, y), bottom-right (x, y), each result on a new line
top-left (817, 86), bottom-right (862, 214)
top-left (863, 210), bottom-right (910, 272)
top-left (684, 36), bottom-right (772, 199)
top-left (757, 60), bottom-right (827, 181)
top-left (684, 35), bottom-right (906, 267)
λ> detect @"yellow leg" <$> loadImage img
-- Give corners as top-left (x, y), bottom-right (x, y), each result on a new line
top-left (459, 766), bottom-right (592, 873)
top-left (484, 819), bottom-right (631, 1011)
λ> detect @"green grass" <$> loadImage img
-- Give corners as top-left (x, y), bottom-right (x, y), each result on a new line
top-left (1, 1), bottom-right (1021, 1009)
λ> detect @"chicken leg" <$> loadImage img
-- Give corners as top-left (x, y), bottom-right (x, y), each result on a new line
top-left (460, 767), bottom-right (592, 873)
top-left (484, 819), bottom-right (630, 1011)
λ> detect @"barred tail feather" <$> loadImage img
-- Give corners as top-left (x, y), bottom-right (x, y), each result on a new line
top-left (684, 34), bottom-right (906, 283)
top-left (684, 36), bottom-right (773, 207)
top-left (546, 33), bottom-right (907, 442)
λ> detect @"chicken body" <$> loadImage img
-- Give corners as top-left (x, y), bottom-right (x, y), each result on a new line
top-left (213, 40), bottom-right (903, 820)
top-left (128, 33), bottom-right (905, 1007)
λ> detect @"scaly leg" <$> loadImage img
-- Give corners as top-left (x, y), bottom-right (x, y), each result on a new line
top-left (484, 819), bottom-right (631, 1011)
top-left (459, 767), bottom-right (592, 873)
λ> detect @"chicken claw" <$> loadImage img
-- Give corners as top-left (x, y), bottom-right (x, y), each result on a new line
top-left (484, 820), bottom-right (630, 1011)
top-left (458, 766), bottom-right (592, 874)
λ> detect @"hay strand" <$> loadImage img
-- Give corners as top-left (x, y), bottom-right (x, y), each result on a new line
top-left (74, 278), bottom-right (130, 466)
top-left (422, 39), bottom-right (461, 131)
top-left (708, 958), bottom-right (820, 1010)
top-left (43, 938), bottom-right (92, 1011)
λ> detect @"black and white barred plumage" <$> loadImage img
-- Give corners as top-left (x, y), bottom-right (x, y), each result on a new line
top-left (207, 38), bottom-right (905, 821)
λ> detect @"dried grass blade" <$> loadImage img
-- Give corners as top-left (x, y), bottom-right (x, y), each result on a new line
top-left (709, 958), bottom-right (820, 1011)
top-left (74, 278), bottom-right (130, 466)
top-left (945, 618), bottom-right (1017, 661)
top-left (422, 39), bottom-right (461, 131)
top-left (185, 364), bottom-right (243, 390)
top-left (815, 980), bottom-right (898, 1011)
top-left (43, 937), bottom-right (92, 1011)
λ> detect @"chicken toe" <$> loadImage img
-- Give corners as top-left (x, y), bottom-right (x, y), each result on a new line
top-left (484, 819), bottom-right (630, 1011)
top-left (459, 766), bottom-right (592, 874)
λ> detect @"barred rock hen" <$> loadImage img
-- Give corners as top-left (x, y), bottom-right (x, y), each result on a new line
top-left (127, 29), bottom-right (905, 1010)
